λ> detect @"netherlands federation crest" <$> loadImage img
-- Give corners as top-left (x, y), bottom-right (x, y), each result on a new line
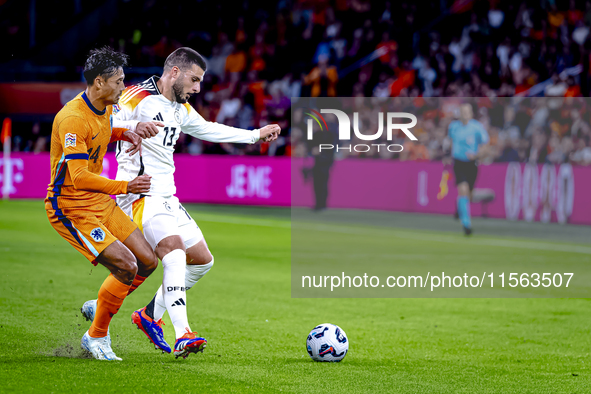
top-left (90, 227), bottom-right (106, 242)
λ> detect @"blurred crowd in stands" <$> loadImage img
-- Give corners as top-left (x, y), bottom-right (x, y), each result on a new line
top-left (3, 0), bottom-right (591, 165)
top-left (292, 97), bottom-right (591, 166)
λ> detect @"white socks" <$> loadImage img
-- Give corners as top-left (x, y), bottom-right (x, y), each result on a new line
top-left (152, 258), bottom-right (214, 337)
top-left (185, 258), bottom-right (214, 291)
top-left (161, 249), bottom-right (189, 339)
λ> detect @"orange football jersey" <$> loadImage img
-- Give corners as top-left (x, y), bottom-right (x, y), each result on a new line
top-left (45, 91), bottom-right (128, 211)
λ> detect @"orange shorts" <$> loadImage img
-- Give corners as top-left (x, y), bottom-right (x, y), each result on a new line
top-left (46, 198), bottom-right (138, 265)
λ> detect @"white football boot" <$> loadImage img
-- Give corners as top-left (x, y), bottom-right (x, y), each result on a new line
top-left (81, 299), bottom-right (111, 345)
top-left (81, 299), bottom-right (97, 322)
top-left (81, 330), bottom-right (122, 361)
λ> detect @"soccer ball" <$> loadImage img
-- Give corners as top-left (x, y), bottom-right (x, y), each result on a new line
top-left (306, 323), bottom-right (349, 362)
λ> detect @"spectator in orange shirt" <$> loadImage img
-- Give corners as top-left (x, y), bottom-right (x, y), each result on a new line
top-left (304, 54), bottom-right (338, 97)
top-left (565, 76), bottom-right (582, 97)
top-left (152, 37), bottom-right (180, 60)
top-left (246, 70), bottom-right (268, 114)
top-left (225, 43), bottom-right (247, 78)
top-left (401, 133), bottom-right (430, 161)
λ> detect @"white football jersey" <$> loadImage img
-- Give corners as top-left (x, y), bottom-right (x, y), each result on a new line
top-left (113, 76), bottom-right (259, 210)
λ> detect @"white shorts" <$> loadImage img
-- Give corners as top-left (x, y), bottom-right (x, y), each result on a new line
top-left (118, 194), bottom-right (204, 251)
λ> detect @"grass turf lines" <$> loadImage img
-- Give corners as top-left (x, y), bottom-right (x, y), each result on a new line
top-left (1, 199), bottom-right (590, 393)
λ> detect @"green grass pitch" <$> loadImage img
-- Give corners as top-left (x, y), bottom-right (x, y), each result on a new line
top-left (1, 199), bottom-right (590, 393)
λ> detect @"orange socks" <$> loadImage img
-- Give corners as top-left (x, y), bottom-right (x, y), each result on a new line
top-left (127, 274), bottom-right (147, 295)
top-left (89, 274), bottom-right (131, 338)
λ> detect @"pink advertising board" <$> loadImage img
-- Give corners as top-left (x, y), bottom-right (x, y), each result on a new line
top-left (2, 153), bottom-right (590, 225)
top-left (0, 153), bottom-right (291, 206)
top-left (172, 155), bottom-right (291, 206)
top-left (291, 159), bottom-right (589, 225)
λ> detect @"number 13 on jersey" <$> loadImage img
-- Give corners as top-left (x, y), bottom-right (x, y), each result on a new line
top-left (162, 127), bottom-right (177, 147)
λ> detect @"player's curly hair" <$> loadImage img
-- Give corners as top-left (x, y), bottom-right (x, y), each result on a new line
top-left (164, 47), bottom-right (207, 73)
top-left (83, 46), bottom-right (129, 86)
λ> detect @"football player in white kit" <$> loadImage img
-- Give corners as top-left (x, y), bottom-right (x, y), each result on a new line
top-left (110, 47), bottom-right (280, 358)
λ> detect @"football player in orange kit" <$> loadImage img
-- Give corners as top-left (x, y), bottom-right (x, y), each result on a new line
top-left (45, 47), bottom-right (158, 361)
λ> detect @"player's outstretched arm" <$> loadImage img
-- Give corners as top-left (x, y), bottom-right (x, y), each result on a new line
top-left (185, 105), bottom-right (275, 144)
top-left (68, 159), bottom-right (130, 195)
top-left (259, 124), bottom-right (281, 142)
top-left (112, 120), bottom-right (163, 140)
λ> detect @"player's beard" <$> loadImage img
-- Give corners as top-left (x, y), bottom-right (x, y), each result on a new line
top-left (172, 80), bottom-right (192, 104)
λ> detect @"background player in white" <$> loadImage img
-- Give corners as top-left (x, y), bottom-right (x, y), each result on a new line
top-left (110, 47), bottom-right (280, 358)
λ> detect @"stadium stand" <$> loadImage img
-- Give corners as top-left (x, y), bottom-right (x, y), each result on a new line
top-left (1, 0), bottom-right (590, 164)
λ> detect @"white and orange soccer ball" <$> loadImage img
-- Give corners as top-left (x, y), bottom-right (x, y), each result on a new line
top-left (306, 323), bottom-right (349, 362)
